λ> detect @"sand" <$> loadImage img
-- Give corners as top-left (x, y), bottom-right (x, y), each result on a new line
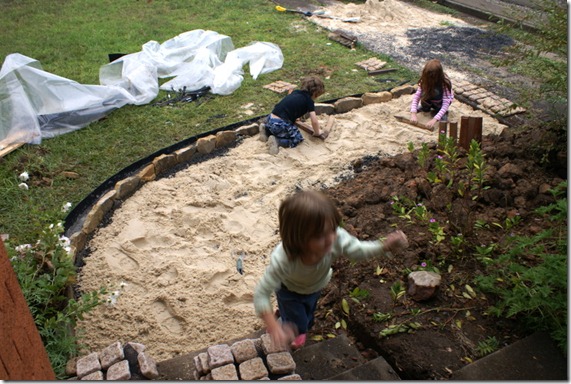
top-left (77, 91), bottom-right (506, 361)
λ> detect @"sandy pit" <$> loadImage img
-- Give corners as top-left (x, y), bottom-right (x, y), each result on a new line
top-left (77, 89), bottom-right (507, 361)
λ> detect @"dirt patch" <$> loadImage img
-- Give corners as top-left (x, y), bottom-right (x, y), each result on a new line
top-left (310, 127), bottom-right (564, 379)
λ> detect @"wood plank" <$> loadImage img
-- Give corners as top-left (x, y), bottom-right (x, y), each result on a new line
top-left (394, 112), bottom-right (436, 132)
top-left (0, 142), bottom-right (25, 158)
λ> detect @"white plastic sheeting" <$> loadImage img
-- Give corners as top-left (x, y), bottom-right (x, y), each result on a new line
top-left (0, 29), bottom-right (283, 147)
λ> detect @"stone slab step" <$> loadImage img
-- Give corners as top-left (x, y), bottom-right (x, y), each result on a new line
top-left (328, 356), bottom-right (401, 381)
top-left (451, 332), bottom-right (567, 380)
top-left (291, 333), bottom-right (399, 380)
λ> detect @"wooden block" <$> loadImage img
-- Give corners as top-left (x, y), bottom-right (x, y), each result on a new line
top-left (394, 111), bottom-right (435, 132)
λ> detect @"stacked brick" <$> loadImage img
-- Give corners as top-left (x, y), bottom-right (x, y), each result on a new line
top-left (453, 80), bottom-right (526, 117)
top-left (66, 341), bottom-right (159, 380)
top-left (193, 333), bottom-right (301, 380)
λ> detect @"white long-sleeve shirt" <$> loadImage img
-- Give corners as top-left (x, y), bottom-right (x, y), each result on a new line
top-left (253, 227), bottom-right (388, 317)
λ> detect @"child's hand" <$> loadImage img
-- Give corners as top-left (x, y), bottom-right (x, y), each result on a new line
top-left (268, 322), bottom-right (296, 350)
top-left (410, 112), bottom-right (418, 123)
top-left (426, 118), bottom-right (438, 129)
top-left (383, 230), bottom-right (409, 254)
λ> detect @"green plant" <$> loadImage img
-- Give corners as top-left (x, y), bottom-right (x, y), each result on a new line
top-left (466, 140), bottom-right (489, 199)
top-left (390, 281), bottom-right (406, 304)
top-left (417, 142), bottom-right (430, 169)
top-left (379, 321), bottom-right (422, 337)
top-left (7, 222), bottom-right (105, 379)
top-left (372, 312), bottom-right (392, 322)
top-left (349, 287), bottom-right (370, 303)
top-left (476, 336), bottom-right (500, 357)
top-left (474, 182), bottom-right (567, 352)
top-left (428, 218), bottom-right (446, 244)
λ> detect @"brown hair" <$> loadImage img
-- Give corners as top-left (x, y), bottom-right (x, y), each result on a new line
top-left (278, 190), bottom-right (341, 260)
top-left (300, 76), bottom-right (325, 99)
top-left (418, 59), bottom-right (452, 103)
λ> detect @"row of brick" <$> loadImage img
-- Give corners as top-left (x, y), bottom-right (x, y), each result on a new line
top-left (66, 341), bottom-right (158, 380)
top-left (193, 333), bottom-right (300, 380)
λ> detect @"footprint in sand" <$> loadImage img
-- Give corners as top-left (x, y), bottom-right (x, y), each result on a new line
top-left (157, 266), bottom-right (178, 287)
top-left (152, 299), bottom-right (185, 335)
top-left (104, 242), bottom-right (140, 272)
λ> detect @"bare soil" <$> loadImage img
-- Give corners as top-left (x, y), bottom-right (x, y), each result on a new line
top-left (308, 126), bottom-right (565, 379)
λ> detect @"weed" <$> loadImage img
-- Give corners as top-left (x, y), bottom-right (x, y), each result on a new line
top-left (476, 336), bottom-right (500, 357)
top-left (475, 182), bottom-right (567, 352)
top-left (7, 222), bottom-right (105, 378)
top-left (349, 287), bottom-right (370, 303)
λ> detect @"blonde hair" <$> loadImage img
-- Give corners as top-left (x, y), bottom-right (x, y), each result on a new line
top-left (418, 59), bottom-right (452, 102)
top-left (278, 190), bottom-right (341, 260)
top-left (300, 76), bottom-right (325, 99)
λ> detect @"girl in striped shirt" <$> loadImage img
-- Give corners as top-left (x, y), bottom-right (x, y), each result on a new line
top-left (410, 59), bottom-right (454, 130)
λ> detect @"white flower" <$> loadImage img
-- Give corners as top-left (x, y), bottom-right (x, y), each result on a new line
top-left (62, 202), bottom-right (72, 213)
top-left (18, 183), bottom-right (28, 190)
top-left (120, 281), bottom-right (128, 288)
top-left (15, 244), bottom-right (32, 253)
top-left (19, 172), bottom-right (29, 181)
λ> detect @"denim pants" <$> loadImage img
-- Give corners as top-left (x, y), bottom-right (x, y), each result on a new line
top-left (276, 284), bottom-right (321, 334)
top-left (265, 115), bottom-right (304, 148)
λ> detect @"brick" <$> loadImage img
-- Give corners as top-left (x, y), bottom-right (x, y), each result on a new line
top-left (231, 339), bottom-right (259, 364)
top-left (215, 130), bottom-right (237, 147)
top-left (334, 97), bottom-right (363, 113)
top-left (124, 342), bottom-right (145, 354)
top-left (100, 341), bottom-right (124, 370)
top-left (207, 344), bottom-right (234, 369)
top-left (210, 364), bottom-right (239, 380)
top-left (80, 370), bottom-right (104, 380)
top-left (390, 84), bottom-right (415, 98)
top-left (260, 333), bottom-right (288, 355)
top-left (278, 373), bottom-right (303, 380)
top-left (138, 352), bottom-right (159, 379)
top-left (175, 144), bottom-right (197, 163)
top-left (76, 352), bottom-right (101, 379)
top-left (314, 103), bottom-right (335, 115)
top-left (239, 357), bottom-right (268, 380)
top-left (115, 176), bottom-right (141, 200)
top-left (196, 135), bottom-right (216, 154)
top-left (236, 123), bottom-right (259, 137)
top-left (106, 360), bottom-right (131, 380)
top-left (65, 357), bottom-right (78, 377)
top-left (362, 91), bottom-right (392, 105)
top-left (266, 352), bottom-right (296, 375)
top-left (138, 163), bottom-right (156, 182)
top-left (197, 352), bottom-right (210, 373)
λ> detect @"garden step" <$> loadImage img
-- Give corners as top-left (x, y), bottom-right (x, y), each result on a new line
top-left (291, 333), bottom-right (400, 380)
top-left (327, 356), bottom-right (401, 381)
top-left (451, 332), bottom-right (567, 380)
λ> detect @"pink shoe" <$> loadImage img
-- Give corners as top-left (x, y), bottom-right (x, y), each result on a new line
top-left (291, 333), bottom-right (306, 350)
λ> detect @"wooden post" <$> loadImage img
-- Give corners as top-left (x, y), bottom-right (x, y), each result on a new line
top-left (459, 116), bottom-right (470, 150)
top-left (449, 121), bottom-right (458, 145)
top-left (473, 116), bottom-right (483, 144)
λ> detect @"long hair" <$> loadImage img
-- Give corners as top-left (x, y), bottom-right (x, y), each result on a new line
top-left (299, 76), bottom-right (325, 99)
top-left (278, 190), bottom-right (341, 260)
top-left (418, 59), bottom-right (452, 102)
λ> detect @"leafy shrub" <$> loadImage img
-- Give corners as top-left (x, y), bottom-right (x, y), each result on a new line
top-left (475, 182), bottom-right (567, 353)
top-left (7, 222), bottom-right (105, 379)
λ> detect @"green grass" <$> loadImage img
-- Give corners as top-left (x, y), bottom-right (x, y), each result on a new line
top-left (0, 0), bottom-right (413, 245)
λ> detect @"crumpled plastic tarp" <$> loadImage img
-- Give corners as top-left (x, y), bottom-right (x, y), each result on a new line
top-left (0, 29), bottom-right (283, 147)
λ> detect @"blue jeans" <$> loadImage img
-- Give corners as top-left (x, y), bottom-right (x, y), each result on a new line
top-left (276, 284), bottom-right (321, 334)
top-left (265, 115), bottom-right (304, 148)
